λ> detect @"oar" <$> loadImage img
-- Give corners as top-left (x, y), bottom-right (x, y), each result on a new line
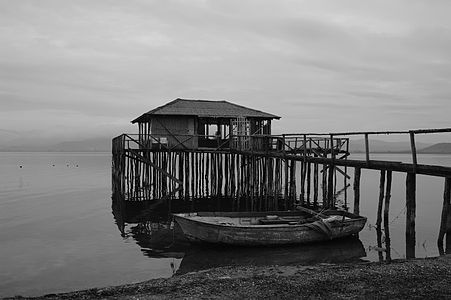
top-left (295, 205), bottom-right (328, 219)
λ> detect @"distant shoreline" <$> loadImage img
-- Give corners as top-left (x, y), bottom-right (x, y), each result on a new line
top-left (351, 151), bottom-right (451, 154)
top-left (2, 150), bottom-right (451, 154)
top-left (0, 150), bottom-right (110, 153)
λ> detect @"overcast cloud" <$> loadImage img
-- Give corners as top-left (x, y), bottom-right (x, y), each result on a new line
top-left (1, 0), bottom-right (451, 145)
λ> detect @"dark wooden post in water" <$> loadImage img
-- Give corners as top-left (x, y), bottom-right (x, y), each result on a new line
top-left (409, 131), bottom-right (418, 173)
top-left (384, 170), bottom-right (392, 262)
top-left (326, 135), bottom-right (335, 208)
top-left (364, 133), bottom-right (370, 164)
top-left (376, 170), bottom-right (386, 262)
top-left (406, 172), bottom-right (416, 259)
top-left (353, 167), bottom-right (361, 215)
top-left (376, 170), bottom-right (386, 230)
top-left (313, 160), bottom-right (319, 208)
top-left (438, 177), bottom-right (451, 254)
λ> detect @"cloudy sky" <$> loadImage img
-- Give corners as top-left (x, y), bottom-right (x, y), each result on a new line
top-left (1, 0), bottom-right (451, 146)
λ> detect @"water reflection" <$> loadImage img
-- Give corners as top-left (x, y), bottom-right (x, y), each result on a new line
top-left (438, 236), bottom-right (451, 256)
top-left (112, 196), bottom-right (368, 274)
top-left (112, 195), bottom-right (190, 260)
top-left (177, 237), bottom-right (366, 275)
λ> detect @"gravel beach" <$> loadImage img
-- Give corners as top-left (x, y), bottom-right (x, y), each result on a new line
top-left (8, 254), bottom-right (451, 300)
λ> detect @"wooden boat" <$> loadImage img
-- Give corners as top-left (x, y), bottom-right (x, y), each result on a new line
top-left (173, 207), bottom-right (367, 246)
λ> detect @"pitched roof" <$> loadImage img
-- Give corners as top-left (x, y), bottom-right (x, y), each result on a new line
top-left (131, 98), bottom-right (280, 123)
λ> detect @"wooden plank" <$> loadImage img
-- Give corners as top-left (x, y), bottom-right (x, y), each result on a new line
top-left (231, 151), bottom-right (451, 178)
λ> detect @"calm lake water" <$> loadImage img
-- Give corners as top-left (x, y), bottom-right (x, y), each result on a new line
top-left (1, 152), bottom-right (450, 297)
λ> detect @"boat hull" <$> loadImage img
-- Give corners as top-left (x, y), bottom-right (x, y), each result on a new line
top-left (173, 210), bottom-right (367, 246)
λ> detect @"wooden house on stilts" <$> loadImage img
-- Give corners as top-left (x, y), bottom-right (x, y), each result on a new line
top-left (131, 98), bottom-right (280, 151)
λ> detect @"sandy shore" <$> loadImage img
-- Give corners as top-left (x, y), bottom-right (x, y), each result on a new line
top-left (8, 255), bottom-right (451, 299)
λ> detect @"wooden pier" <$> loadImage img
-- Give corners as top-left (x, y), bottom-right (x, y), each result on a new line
top-left (112, 99), bottom-right (451, 259)
top-left (112, 133), bottom-right (350, 209)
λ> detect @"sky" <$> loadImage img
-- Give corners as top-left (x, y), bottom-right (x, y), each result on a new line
top-left (1, 0), bottom-right (451, 146)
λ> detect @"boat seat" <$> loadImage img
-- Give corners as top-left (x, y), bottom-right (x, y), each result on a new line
top-left (258, 218), bottom-right (297, 225)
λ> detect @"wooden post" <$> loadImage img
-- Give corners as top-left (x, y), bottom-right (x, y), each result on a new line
top-left (327, 135), bottom-right (335, 208)
top-left (322, 164), bottom-right (327, 207)
top-left (353, 167), bottom-right (361, 215)
top-left (290, 159), bottom-right (296, 208)
top-left (330, 134), bottom-right (335, 161)
top-left (438, 177), bottom-right (451, 254)
top-left (306, 162), bottom-right (311, 207)
top-left (376, 170), bottom-right (386, 262)
top-left (344, 139), bottom-right (349, 209)
top-left (313, 161), bottom-right (318, 208)
top-left (300, 161), bottom-right (305, 204)
top-left (384, 170), bottom-right (392, 262)
top-left (406, 172), bottom-right (416, 259)
top-left (326, 166), bottom-right (334, 208)
top-left (364, 133), bottom-right (370, 164)
top-left (376, 170), bottom-right (386, 230)
top-left (409, 131), bottom-right (418, 173)
top-left (301, 135), bottom-right (307, 204)
top-left (284, 158), bottom-right (289, 209)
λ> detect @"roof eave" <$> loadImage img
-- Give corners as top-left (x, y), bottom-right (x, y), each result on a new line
top-left (132, 113), bottom-right (281, 123)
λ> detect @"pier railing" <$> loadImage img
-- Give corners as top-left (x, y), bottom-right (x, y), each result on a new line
top-left (112, 133), bottom-right (349, 155)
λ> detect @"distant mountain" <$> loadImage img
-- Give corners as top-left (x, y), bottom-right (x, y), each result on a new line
top-left (349, 139), bottom-right (431, 153)
top-left (0, 137), bottom-right (111, 152)
top-left (418, 143), bottom-right (451, 154)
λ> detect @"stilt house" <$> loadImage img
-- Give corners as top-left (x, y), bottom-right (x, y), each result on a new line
top-left (131, 98), bottom-right (280, 150)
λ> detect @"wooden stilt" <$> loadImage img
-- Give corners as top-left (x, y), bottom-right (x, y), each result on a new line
top-left (353, 167), bottom-right (361, 215)
top-left (406, 172), bottom-right (416, 259)
top-left (306, 162), bottom-right (311, 207)
top-left (327, 164), bottom-right (334, 208)
top-left (376, 170), bottom-right (386, 262)
top-left (438, 177), bottom-right (451, 254)
top-left (376, 170), bottom-right (386, 230)
top-left (384, 170), bottom-right (392, 262)
top-left (313, 162), bottom-right (318, 208)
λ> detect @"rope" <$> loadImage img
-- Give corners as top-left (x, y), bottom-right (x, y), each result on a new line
top-left (305, 219), bottom-right (333, 239)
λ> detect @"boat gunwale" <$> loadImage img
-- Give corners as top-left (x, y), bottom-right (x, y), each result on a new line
top-left (173, 211), bottom-right (367, 230)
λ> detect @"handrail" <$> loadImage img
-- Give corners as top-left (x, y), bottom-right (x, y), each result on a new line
top-left (113, 133), bottom-right (348, 155)
top-left (113, 126), bottom-right (451, 170)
